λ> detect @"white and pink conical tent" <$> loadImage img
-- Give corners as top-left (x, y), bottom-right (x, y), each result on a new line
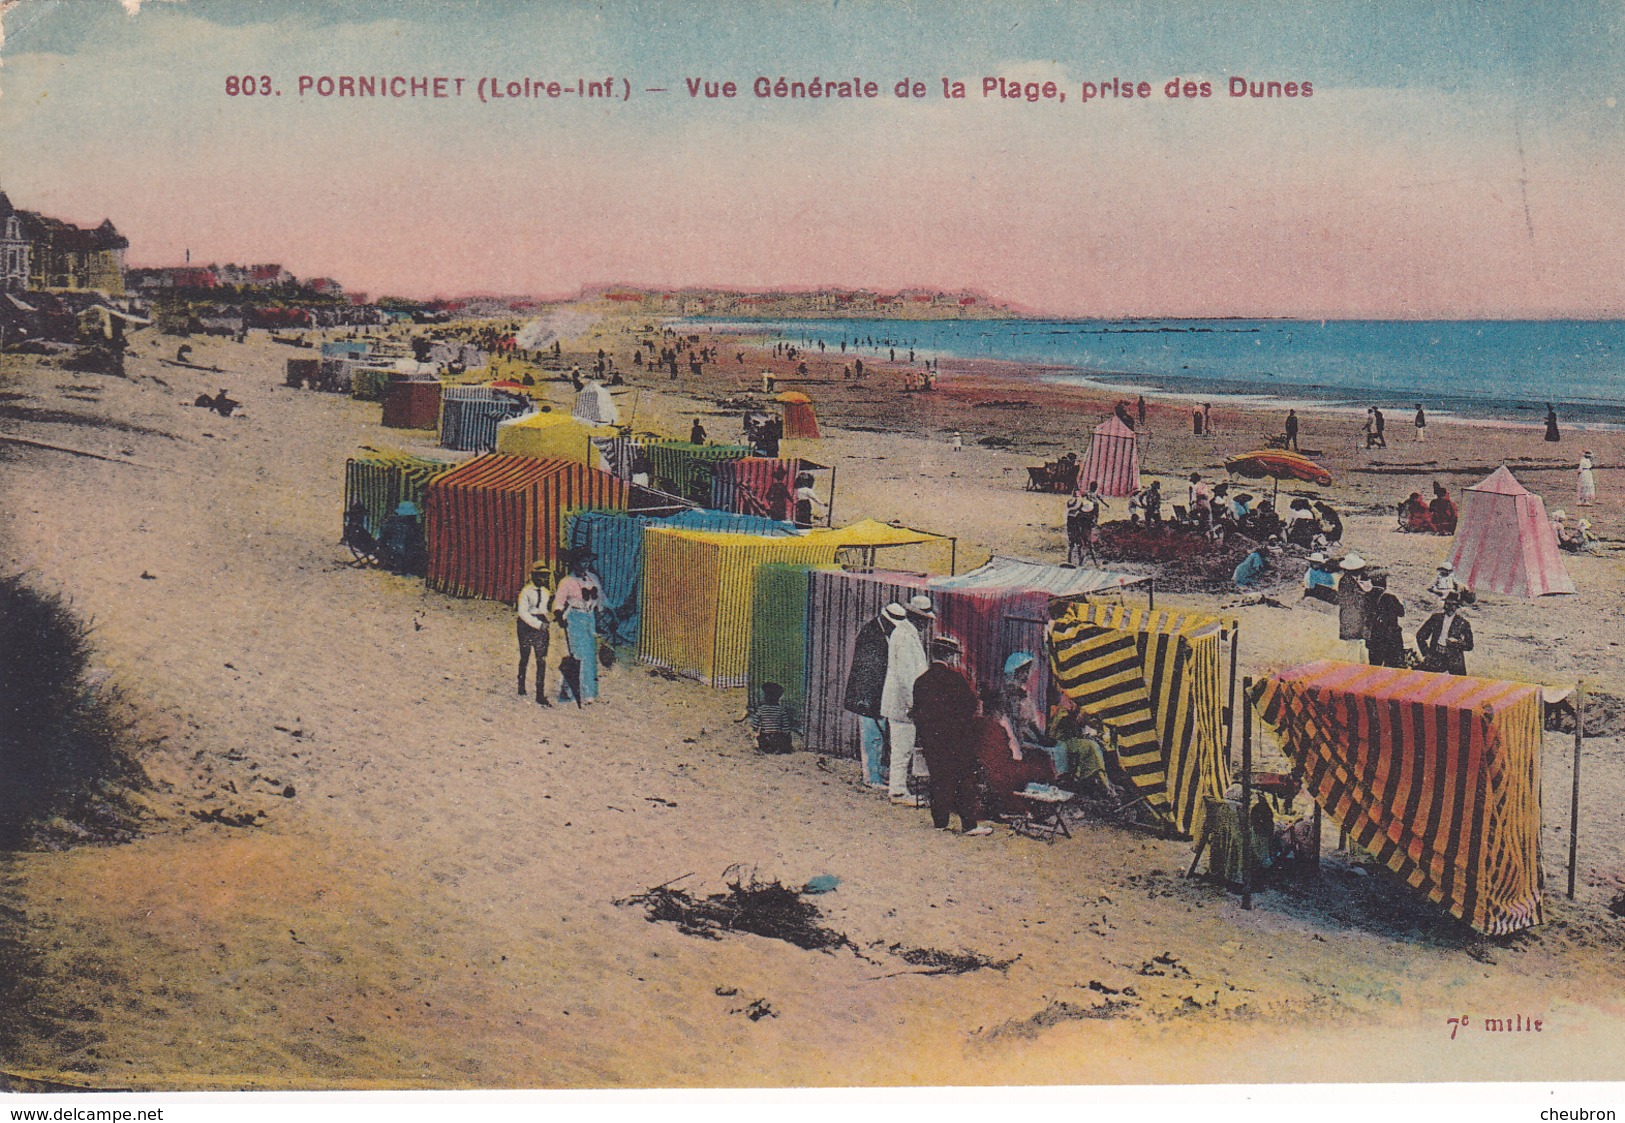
top-left (1080, 415), bottom-right (1141, 497)
top-left (1445, 465), bottom-right (1575, 597)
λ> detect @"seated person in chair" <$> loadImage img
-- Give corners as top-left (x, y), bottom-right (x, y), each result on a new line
top-left (973, 685), bottom-right (1056, 819)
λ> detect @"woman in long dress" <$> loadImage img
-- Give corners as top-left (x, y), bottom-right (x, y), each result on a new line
top-left (1577, 450), bottom-right (1597, 507)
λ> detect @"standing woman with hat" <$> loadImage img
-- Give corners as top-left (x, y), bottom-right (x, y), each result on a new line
top-left (1336, 554), bottom-right (1369, 661)
top-left (1577, 450), bottom-right (1597, 508)
top-left (553, 547), bottom-right (605, 704)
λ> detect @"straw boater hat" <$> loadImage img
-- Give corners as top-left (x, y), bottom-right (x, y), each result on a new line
top-left (1340, 554), bottom-right (1367, 571)
top-left (882, 603), bottom-right (908, 623)
top-left (1438, 563), bottom-right (1454, 572)
top-left (906, 594), bottom-right (936, 619)
top-left (530, 560), bottom-right (550, 575)
top-left (1308, 552), bottom-right (1327, 564)
top-left (930, 635), bottom-right (962, 654)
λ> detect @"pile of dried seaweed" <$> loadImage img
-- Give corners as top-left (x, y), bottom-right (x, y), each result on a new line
top-left (618, 866), bottom-right (858, 954)
top-left (887, 945), bottom-right (1019, 976)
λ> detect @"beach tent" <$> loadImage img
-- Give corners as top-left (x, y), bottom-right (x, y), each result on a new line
top-left (711, 457), bottom-right (799, 521)
top-left (799, 559), bottom-right (1151, 759)
top-left (573, 381), bottom-right (619, 426)
top-left (775, 391), bottom-right (822, 439)
top-left (381, 378), bottom-right (442, 429)
top-left (1049, 602), bottom-right (1231, 837)
top-left (344, 450), bottom-right (456, 538)
top-left (641, 520), bottom-right (952, 687)
top-left (1253, 660), bottom-right (1544, 934)
top-left (1445, 465), bottom-right (1575, 598)
top-left (495, 411), bottom-right (619, 467)
top-left (424, 454), bottom-right (632, 602)
top-left (1080, 415), bottom-right (1140, 497)
top-left (564, 509), bottom-right (796, 646)
top-left (747, 562), bottom-right (826, 722)
top-left (439, 387), bottom-right (532, 452)
top-left (644, 440), bottom-right (754, 504)
top-left (802, 569), bottom-right (936, 757)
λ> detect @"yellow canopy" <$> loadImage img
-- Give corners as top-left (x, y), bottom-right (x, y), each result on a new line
top-left (495, 411), bottom-right (618, 466)
top-left (774, 391), bottom-right (812, 404)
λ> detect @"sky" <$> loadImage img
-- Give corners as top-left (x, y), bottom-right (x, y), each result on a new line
top-left (1, 0), bottom-right (1623, 316)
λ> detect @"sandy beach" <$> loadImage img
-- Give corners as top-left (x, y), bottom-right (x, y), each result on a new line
top-left (1, 307), bottom-right (1622, 1091)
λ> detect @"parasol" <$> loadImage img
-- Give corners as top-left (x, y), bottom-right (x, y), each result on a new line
top-left (1224, 449), bottom-right (1333, 502)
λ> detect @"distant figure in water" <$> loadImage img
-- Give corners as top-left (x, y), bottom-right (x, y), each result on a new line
top-left (1545, 402), bottom-right (1561, 442)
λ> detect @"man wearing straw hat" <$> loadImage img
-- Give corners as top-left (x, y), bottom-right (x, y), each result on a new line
top-left (881, 596), bottom-right (934, 804)
top-left (910, 635), bottom-right (990, 835)
top-left (516, 561), bottom-right (554, 706)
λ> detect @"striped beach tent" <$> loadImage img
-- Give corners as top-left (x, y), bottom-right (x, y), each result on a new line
top-left (424, 455), bottom-right (630, 602)
top-left (573, 382), bottom-right (619, 425)
top-left (746, 561), bottom-right (827, 723)
top-left (1445, 465), bottom-right (1575, 598)
top-left (439, 387), bottom-right (532, 452)
top-left (642, 521), bottom-right (951, 688)
top-left (645, 441), bottom-right (753, 504)
top-left (381, 379), bottom-right (443, 430)
top-left (802, 569), bottom-right (935, 757)
top-left (496, 411), bottom-right (619, 467)
top-left (1049, 602), bottom-right (1231, 837)
top-left (1253, 660), bottom-right (1544, 934)
top-left (711, 457), bottom-right (798, 520)
top-left (1080, 415), bottom-right (1140, 497)
top-left (775, 391), bottom-right (822, 439)
top-left (344, 451), bottom-right (456, 537)
top-left (932, 556), bottom-right (1149, 597)
top-left (566, 509), bottom-right (795, 646)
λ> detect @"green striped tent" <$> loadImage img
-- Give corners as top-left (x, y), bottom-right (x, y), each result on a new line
top-left (344, 451), bottom-right (457, 537)
top-left (643, 441), bottom-right (752, 505)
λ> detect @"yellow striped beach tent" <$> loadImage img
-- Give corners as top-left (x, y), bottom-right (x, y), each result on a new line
top-left (1049, 602), bottom-right (1232, 837)
top-left (495, 411), bottom-right (620, 468)
top-left (641, 519), bottom-right (952, 687)
top-left (343, 450), bottom-right (456, 538)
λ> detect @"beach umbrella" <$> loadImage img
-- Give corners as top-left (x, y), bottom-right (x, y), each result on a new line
top-left (1224, 449), bottom-right (1332, 502)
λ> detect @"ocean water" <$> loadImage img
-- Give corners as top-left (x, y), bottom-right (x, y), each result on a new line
top-left (682, 317), bottom-right (1625, 427)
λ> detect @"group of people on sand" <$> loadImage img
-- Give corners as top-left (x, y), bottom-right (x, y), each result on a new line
top-left (829, 596), bottom-right (1118, 835)
top-left (1319, 553), bottom-right (1477, 675)
top-left (1397, 482), bottom-right (1458, 535)
top-left (515, 547), bottom-right (610, 708)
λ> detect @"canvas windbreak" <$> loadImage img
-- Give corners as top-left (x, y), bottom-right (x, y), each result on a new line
top-left (643, 522), bottom-right (950, 688)
top-left (425, 455), bottom-right (628, 602)
top-left (711, 457), bottom-right (799, 521)
top-left (1253, 660), bottom-right (1544, 935)
top-left (344, 451), bottom-right (455, 537)
top-left (747, 562), bottom-right (827, 723)
top-left (803, 569), bottom-right (933, 757)
top-left (644, 441), bottom-right (754, 504)
top-left (1049, 602), bottom-right (1230, 837)
top-left (565, 509), bottom-right (796, 646)
top-left (440, 387), bottom-right (531, 452)
top-left (381, 379), bottom-right (443, 430)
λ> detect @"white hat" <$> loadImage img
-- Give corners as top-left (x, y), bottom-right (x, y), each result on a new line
top-left (907, 594), bottom-right (936, 618)
top-left (1437, 563), bottom-right (1453, 572)
top-left (1553, 509), bottom-right (1568, 521)
top-left (1340, 554), bottom-right (1367, 571)
top-left (883, 603), bottom-right (908, 622)
top-left (1308, 552), bottom-right (1327, 563)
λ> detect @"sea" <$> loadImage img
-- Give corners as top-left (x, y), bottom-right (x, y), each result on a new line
top-left (678, 318), bottom-right (1625, 429)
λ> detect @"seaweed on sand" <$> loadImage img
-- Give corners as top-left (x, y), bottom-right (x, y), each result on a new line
top-left (617, 866), bottom-right (861, 955)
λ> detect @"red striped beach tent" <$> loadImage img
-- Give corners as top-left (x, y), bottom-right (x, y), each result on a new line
top-left (1445, 465), bottom-right (1575, 597)
top-left (424, 454), bottom-right (630, 603)
top-left (1253, 660), bottom-right (1545, 934)
top-left (1080, 415), bottom-right (1140, 497)
top-left (775, 391), bottom-right (822, 439)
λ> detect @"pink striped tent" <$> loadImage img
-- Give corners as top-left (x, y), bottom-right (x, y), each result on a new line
top-left (1445, 465), bottom-right (1575, 598)
top-left (1080, 415), bottom-right (1140, 497)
